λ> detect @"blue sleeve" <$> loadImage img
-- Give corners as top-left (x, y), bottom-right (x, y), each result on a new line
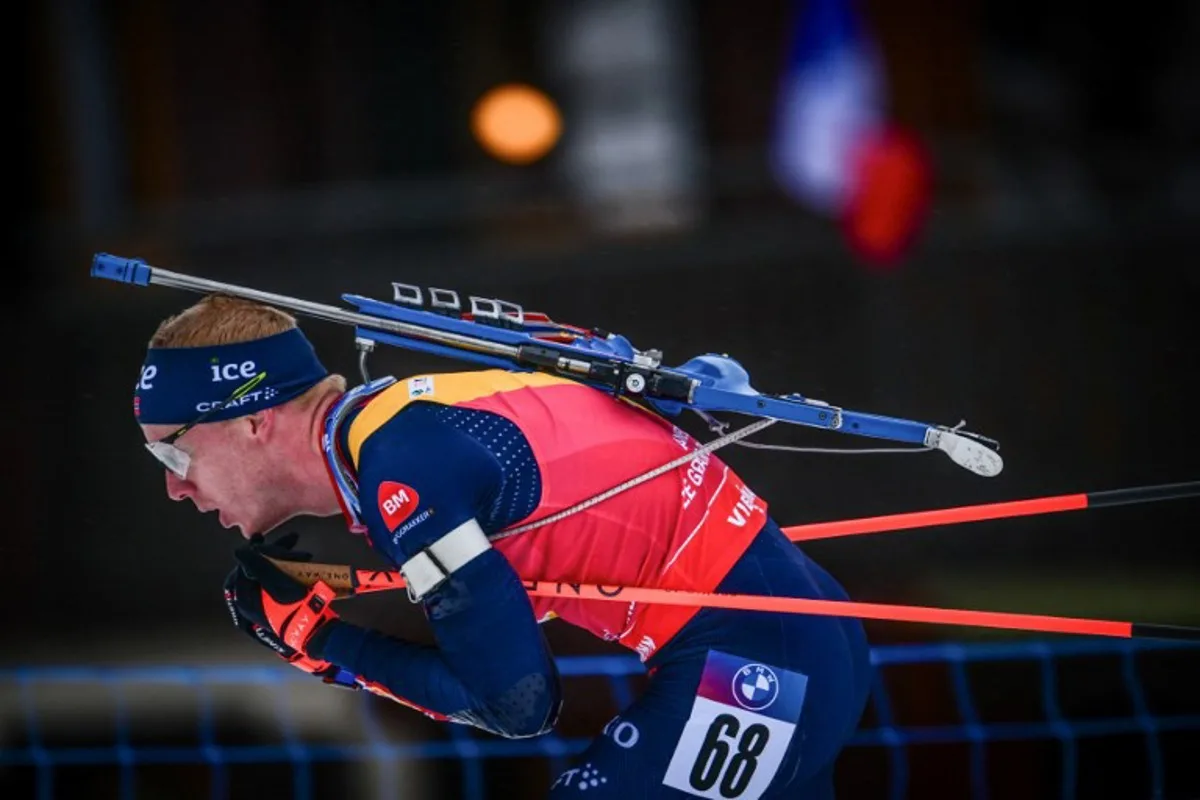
top-left (310, 403), bottom-right (561, 738)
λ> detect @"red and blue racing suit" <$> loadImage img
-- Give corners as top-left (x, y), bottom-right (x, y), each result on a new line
top-left (309, 370), bottom-right (871, 798)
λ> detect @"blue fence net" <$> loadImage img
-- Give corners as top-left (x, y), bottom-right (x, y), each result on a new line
top-left (2, 638), bottom-right (1197, 799)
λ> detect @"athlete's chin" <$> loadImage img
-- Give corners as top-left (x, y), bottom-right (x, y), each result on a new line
top-left (220, 510), bottom-right (260, 539)
top-left (237, 510), bottom-right (298, 539)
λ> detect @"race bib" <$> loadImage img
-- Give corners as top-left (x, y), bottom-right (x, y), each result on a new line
top-left (663, 650), bottom-right (808, 799)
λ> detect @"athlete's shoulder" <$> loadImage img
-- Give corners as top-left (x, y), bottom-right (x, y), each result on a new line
top-left (348, 394), bottom-right (506, 561)
top-left (383, 369), bottom-right (579, 409)
top-left (346, 369), bottom-right (578, 463)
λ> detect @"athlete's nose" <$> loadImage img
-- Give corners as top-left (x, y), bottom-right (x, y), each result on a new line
top-left (165, 470), bottom-right (193, 502)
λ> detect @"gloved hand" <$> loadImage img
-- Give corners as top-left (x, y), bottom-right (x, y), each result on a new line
top-left (223, 531), bottom-right (357, 689)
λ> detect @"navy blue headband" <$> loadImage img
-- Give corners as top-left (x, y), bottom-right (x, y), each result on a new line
top-left (134, 328), bottom-right (329, 425)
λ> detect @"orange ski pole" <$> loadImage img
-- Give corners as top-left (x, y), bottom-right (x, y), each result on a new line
top-left (269, 561), bottom-right (1198, 642)
top-left (782, 480), bottom-right (1200, 541)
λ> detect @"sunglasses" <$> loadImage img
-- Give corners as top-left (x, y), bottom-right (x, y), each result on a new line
top-left (145, 371), bottom-right (267, 480)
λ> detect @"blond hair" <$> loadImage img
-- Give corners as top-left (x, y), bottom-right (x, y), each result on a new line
top-left (150, 294), bottom-right (346, 406)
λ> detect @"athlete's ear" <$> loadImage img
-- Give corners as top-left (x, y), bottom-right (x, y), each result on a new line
top-left (246, 407), bottom-right (276, 441)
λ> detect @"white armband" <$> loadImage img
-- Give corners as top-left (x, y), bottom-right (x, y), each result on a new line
top-left (400, 519), bottom-right (492, 602)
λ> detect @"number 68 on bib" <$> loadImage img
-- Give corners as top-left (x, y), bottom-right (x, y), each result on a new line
top-left (664, 650), bottom-right (809, 799)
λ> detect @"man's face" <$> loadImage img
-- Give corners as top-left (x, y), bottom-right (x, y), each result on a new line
top-left (141, 418), bottom-right (285, 538)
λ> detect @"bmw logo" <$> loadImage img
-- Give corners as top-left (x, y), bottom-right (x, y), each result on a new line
top-left (731, 663), bottom-right (779, 711)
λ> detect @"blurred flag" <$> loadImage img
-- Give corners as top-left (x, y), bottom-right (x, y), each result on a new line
top-left (771, 0), bottom-right (930, 267)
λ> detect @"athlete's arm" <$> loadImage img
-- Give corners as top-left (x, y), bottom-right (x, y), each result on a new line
top-left (308, 403), bottom-right (561, 738)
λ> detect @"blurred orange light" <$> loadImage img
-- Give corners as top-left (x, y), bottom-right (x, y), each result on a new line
top-left (471, 84), bottom-right (562, 165)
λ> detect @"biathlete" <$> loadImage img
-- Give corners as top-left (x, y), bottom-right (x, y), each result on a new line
top-left (132, 293), bottom-right (871, 798)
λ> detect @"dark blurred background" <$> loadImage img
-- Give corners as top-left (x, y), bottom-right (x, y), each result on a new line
top-left (7, 1), bottom-right (1200, 798)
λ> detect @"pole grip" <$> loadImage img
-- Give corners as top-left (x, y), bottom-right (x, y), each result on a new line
top-left (268, 558), bottom-right (358, 598)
